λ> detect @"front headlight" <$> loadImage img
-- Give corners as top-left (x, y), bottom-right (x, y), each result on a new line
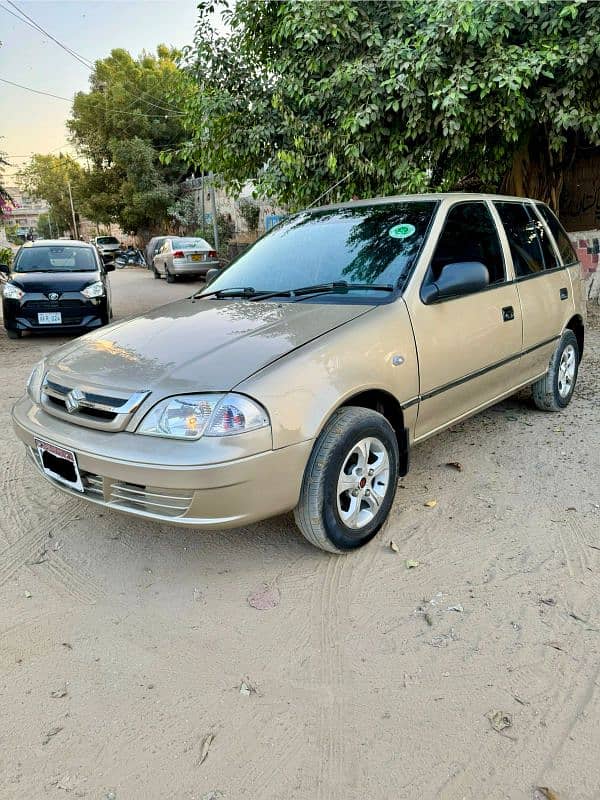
top-left (27, 359), bottom-right (46, 404)
top-left (3, 283), bottom-right (24, 301)
top-left (81, 281), bottom-right (104, 299)
top-left (137, 393), bottom-right (270, 440)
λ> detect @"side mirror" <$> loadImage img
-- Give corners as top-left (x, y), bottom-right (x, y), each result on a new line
top-left (104, 261), bottom-right (116, 272)
top-left (205, 267), bottom-right (220, 285)
top-left (0, 264), bottom-right (10, 277)
top-left (421, 261), bottom-right (489, 304)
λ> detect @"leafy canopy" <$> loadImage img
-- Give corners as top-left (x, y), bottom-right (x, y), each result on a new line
top-left (68, 47), bottom-right (194, 233)
top-left (18, 154), bottom-right (83, 236)
top-left (179, 0), bottom-right (600, 209)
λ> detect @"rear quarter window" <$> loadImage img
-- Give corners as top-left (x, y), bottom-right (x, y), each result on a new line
top-left (535, 204), bottom-right (578, 265)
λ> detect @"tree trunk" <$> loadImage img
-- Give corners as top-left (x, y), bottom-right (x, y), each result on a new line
top-left (501, 128), bottom-right (566, 214)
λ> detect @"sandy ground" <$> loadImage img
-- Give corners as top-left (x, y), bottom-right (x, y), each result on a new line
top-left (1, 268), bottom-right (599, 800)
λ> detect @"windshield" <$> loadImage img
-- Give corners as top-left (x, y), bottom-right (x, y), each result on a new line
top-left (172, 237), bottom-right (211, 250)
top-left (206, 202), bottom-right (437, 298)
top-left (14, 246), bottom-right (98, 273)
top-left (96, 236), bottom-right (119, 245)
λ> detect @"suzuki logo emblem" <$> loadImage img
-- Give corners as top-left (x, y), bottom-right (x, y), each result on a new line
top-left (65, 387), bottom-right (85, 414)
top-left (48, 292), bottom-right (59, 301)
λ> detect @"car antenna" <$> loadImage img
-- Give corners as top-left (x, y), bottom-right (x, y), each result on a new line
top-left (305, 172), bottom-right (355, 209)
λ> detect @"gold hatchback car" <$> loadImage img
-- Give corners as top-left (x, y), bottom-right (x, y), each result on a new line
top-left (13, 194), bottom-right (585, 552)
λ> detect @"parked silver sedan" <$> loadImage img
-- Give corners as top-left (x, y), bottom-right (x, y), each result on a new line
top-left (152, 237), bottom-right (219, 282)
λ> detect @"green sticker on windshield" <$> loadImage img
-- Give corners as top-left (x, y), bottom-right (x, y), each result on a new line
top-left (389, 223), bottom-right (416, 239)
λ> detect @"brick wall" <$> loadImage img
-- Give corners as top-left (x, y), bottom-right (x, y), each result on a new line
top-left (568, 231), bottom-right (599, 276)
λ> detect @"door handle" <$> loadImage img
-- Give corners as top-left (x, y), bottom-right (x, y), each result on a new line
top-left (560, 287), bottom-right (568, 300)
top-left (502, 306), bottom-right (515, 322)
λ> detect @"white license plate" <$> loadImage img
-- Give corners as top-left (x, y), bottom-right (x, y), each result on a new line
top-left (38, 312), bottom-right (62, 324)
top-left (35, 438), bottom-right (84, 492)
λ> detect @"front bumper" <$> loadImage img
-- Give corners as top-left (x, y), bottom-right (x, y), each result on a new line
top-left (3, 295), bottom-right (108, 332)
top-left (12, 396), bottom-right (312, 529)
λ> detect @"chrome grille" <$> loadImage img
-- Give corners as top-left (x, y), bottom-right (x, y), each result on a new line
top-left (41, 376), bottom-right (150, 432)
top-left (27, 447), bottom-right (193, 520)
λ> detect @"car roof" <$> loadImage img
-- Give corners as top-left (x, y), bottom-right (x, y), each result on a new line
top-left (27, 238), bottom-right (94, 248)
top-left (310, 192), bottom-right (543, 213)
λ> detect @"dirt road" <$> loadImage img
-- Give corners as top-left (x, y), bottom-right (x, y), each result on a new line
top-left (1, 269), bottom-right (599, 800)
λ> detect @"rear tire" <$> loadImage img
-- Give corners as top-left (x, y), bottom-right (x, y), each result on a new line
top-left (6, 329), bottom-right (22, 340)
top-left (532, 329), bottom-right (579, 411)
top-left (294, 407), bottom-right (399, 553)
top-left (153, 266), bottom-right (160, 279)
top-left (166, 269), bottom-right (175, 284)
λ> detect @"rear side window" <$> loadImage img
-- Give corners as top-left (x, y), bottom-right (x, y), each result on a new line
top-left (431, 202), bottom-right (505, 284)
top-left (535, 204), bottom-right (578, 265)
top-left (529, 206), bottom-right (559, 270)
top-left (495, 202), bottom-right (547, 277)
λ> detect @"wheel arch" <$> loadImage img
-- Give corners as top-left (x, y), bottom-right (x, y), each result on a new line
top-left (339, 389), bottom-right (410, 477)
top-left (565, 314), bottom-right (584, 357)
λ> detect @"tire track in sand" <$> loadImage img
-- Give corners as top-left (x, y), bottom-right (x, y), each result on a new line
top-left (0, 452), bottom-right (103, 603)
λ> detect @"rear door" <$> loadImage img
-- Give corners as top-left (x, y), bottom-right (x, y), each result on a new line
top-left (404, 200), bottom-right (522, 441)
top-left (493, 201), bottom-right (576, 381)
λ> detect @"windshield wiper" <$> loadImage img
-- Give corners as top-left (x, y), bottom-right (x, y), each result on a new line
top-left (193, 286), bottom-right (260, 300)
top-left (248, 281), bottom-right (395, 301)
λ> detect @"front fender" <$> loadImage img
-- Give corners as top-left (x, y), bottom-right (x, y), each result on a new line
top-left (236, 300), bottom-right (419, 449)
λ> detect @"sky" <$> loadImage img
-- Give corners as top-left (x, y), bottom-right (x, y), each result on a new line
top-left (0, 0), bottom-right (201, 185)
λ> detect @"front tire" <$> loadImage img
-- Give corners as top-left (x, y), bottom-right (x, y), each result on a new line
top-left (6, 329), bottom-right (22, 340)
top-left (532, 329), bottom-right (579, 411)
top-left (294, 407), bottom-right (399, 553)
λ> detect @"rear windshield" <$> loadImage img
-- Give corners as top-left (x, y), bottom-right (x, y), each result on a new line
top-left (96, 236), bottom-right (119, 245)
top-left (14, 246), bottom-right (98, 272)
top-left (172, 237), bottom-right (212, 250)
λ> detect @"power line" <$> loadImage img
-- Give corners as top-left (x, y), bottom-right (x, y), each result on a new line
top-left (1, 0), bottom-right (185, 116)
top-left (0, 75), bottom-right (182, 123)
top-left (4, 0), bottom-right (93, 69)
top-left (0, 76), bottom-right (71, 102)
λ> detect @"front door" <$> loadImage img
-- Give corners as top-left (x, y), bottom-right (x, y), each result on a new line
top-left (404, 200), bottom-right (522, 441)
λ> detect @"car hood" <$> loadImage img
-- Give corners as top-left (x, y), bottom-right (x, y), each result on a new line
top-left (44, 297), bottom-right (374, 395)
top-left (8, 271), bottom-right (100, 293)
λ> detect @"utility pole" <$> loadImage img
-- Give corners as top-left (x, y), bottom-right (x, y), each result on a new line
top-left (67, 180), bottom-right (78, 239)
top-left (200, 173), bottom-right (205, 240)
top-left (209, 171), bottom-right (219, 253)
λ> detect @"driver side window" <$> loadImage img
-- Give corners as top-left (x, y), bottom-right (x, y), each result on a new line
top-left (430, 202), bottom-right (505, 286)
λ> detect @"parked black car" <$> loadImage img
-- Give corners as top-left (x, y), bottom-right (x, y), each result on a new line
top-left (1, 240), bottom-right (113, 340)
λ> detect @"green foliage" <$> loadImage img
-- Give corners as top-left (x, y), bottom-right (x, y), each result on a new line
top-left (238, 198), bottom-right (260, 231)
top-left (35, 213), bottom-right (54, 238)
top-left (68, 47), bottom-right (193, 234)
top-left (18, 154), bottom-right (82, 236)
top-left (3, 222), bottom-right (21, 245)
top-left (180, 0), bottom-right (600, 209)
top-left (195, 212), bottom-right (235, 254)
top-left (0, 151), bottom-right (12, 213)
top-left (168, 193), bottom-right (200, 230)
top-left (0, 246), bottom-right (13, 267)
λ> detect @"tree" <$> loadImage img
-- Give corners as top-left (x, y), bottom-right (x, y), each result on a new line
top-left (35, 213), bottom-right (55, 239)
top-left (167, 193), bottom-right (200, 232)
top-left (18, 154), bottom-right (83, 236)
top-left (238, 198), bottom-right (260, 232)
top-left (0, 152), bottom-right (12, 216)
top-left (68, 47), bottom-right (194, 236)
top-left (180, 0), bottom-right (600, 211)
